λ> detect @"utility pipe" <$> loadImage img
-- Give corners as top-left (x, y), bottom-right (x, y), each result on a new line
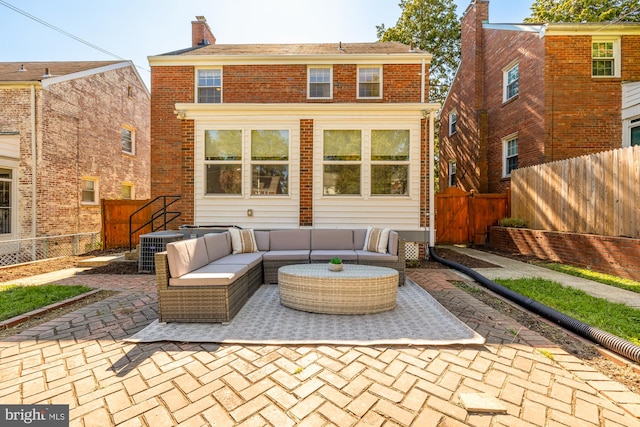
top-left (30, 84), bottom-right (37, 259)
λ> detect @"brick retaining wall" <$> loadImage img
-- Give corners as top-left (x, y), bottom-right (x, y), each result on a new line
top-left (488, 227), bottom-right (640, 282)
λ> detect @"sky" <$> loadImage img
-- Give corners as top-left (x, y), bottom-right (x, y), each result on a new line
top-left (0, 0), bottom-right (533, 89)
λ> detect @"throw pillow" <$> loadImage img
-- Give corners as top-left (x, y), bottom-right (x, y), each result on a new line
top-left (363, 226), bottom-right (391, 254)
top-left (228, 228), bottom-right (258, 254)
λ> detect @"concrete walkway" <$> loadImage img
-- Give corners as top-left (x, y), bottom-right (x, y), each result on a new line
top-left (0, 256), bottom-right (639, 426)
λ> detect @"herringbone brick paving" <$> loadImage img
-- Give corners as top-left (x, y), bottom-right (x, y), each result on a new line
top-left (1, 270), bottom-right (639, 426)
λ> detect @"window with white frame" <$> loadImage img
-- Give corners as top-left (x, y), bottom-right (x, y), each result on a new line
top-left (122, 125), bottom-right (135, 154)
top-left (251, 130), bottom-right (289, 195)
top-left (502, 135), bottom-right (518, 177)
top-left (630, 117), bottom-right (640, 147)
top-left (592, 38), bottom-right (620, 77)
top-left (197, 69), bottom-right (222, 103)
top-left (358, 66), bottom-right (382, 98)
top-left (323, 130), bottom-right (362, 195)
top-left (370, 130), bottom-right (409, 195)
top-left (503, 62), bottom-right (519, 102)
top-left (449, 110), bottom-right (457, 135)
top-left (81, 178), bottom-right (98, 204)
top-left (204, 130), bottom-right (242, 194)
top-left (0, 168), bottom-right (14, 235)
top-left (448, 161), bottom-right (457, 187)
top-left (308, 67), bottom-right (332, 99)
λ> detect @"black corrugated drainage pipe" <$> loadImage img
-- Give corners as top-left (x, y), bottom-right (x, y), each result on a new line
top-left (428, 246), bottom-right (640, 364)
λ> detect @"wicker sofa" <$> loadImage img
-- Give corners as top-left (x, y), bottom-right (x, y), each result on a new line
top-left (154, 228), bottom-right (406, 323)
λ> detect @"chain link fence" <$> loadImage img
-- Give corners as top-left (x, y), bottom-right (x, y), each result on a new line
top-left (0, 232), bottom-right (101, 267)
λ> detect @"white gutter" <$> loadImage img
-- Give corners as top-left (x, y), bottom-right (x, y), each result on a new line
top-left (30, 84), bottom-right (37, 255)
top-left (428, 109), bottom-right (436, 247)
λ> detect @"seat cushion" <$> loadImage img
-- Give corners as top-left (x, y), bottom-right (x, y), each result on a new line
top-left (263, 250), bottom-right (310, 261)
top-left (311, 229), bottom-right (354, 250)
top-left (310, 250), bottom-right (358, 261)
top-left (355, 250), bottom-right (399, 262)
top-left (212, 252), bottom-right (265, 269)
top-left (169, 263), bottom-right (248, 286)
top-left (166, 238), bottom-right (209, 278)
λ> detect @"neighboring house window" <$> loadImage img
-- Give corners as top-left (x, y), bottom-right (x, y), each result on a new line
top-left (630, 117), bottom-right (640, 147)
top-left (503, 62), bottom-right (519, 102)
top-left (308, 67), bottom-right (332, 99)
top-left (81, 178), bottom-right (98, 204)
top-left (592, 39), bottom-right (619, 77)
top-left (204, 130), bottom-right (242, 194)
top-left (251, 130), bottom-right (289, 195)
top-left (358, 67), bottom-right (382, 99)
top-left (449, 110), bottom-right (457, 135)
top-left (370, 130), bottom-right (409, 195)
top-left (323, 130), bottom-right (362, 195)
top-left (502, 135), bottom-right (518, 177)
top-left (197, 69), bottom-right (222, 103)
top-left (121, 184), bottom-right (133, 199)
top-left (122, 125), bottom-right (135, 154)
top-left (0, 168), bottom-right (13, 235)
top-left (448, 161), bottom-right (457, 187)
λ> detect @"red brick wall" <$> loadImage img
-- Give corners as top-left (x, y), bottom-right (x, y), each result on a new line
top-left (299, 119), bottom-right (313, 226)
top-left (489, 227), bottom-right (640, 282)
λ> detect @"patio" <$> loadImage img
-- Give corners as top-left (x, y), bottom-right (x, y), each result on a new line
top-left (1, 269), bottom-right (639, 425)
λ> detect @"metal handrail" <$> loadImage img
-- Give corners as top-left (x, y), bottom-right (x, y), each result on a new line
top-left (129, 195), bottom-right (182, 250)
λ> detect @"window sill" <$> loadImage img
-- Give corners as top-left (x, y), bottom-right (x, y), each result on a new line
top-left (502, 95), bottom-right (519, 106)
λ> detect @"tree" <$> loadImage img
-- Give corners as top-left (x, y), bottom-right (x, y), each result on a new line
top-left (377, 0), bottom-right (461, 104)
top-left (525, 0), bottom-right (640, 23)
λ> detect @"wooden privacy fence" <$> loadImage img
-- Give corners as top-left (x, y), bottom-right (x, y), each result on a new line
top-left (511, 145), bottom-right (640, 239)
top-left (101, 199), bottom-right (151, 249)
top-left (435, 187), bottom-right (510, 244)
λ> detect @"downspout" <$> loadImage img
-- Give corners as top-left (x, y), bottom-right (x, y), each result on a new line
top-left (30, 84), bottom-right (37, 258)
top-left (428, 110), bottom-right (436, 249)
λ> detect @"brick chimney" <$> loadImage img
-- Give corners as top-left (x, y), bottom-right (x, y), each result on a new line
top-left (192, 16), bottom-right (216, 47)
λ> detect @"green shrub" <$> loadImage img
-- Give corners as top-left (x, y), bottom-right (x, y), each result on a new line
top-left (499, 217), bottom-right (528, 228)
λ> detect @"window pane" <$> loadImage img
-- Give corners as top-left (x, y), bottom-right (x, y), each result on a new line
top-left (251, 130), bottom-right (289, 160)
top-left (371, 130), bottom-right (410, 161)
top-left (593, 42), bottom-right (613, 58)
top-left (323, 130), bottom-right (361, 160)
top-left (371, 165), bottom-right (408, 195)
top-left (631, 125), bottom-right (640, 147)
top-left (0, 174), bottom-right (10, 234)
top-left (506, 65), bottom-right (519, 99)
top-left (252, 165), bottom-right (288, 195)
top-left (122, 128), bottom-right (132, 152)
top-left (82, 180), bottom-right (95, 202)
top-left (122, 185), bottom-right (132, 199)
top-left (205, 130), bottom-right (242, 160)
top-left (198, 69), bottom-right (221, 86)
top-left (206, 164), bottom-right (242, 194)
top-left (323, 165), bottom-right (360, 195)
top-left (358, 67), bottom-right (381, 97)
top-left (309, 68), bottom-right (331, 98)
top-left (592, 59), bottom-right (614, 76)
top-left (198, 69), bottom-right (221, 103)
top-left (198, 87), bottom-right (221, 103)
top-left (309, 83), bottom-right (330, 98)
top-left (507, 156), bottom-right (518, 174)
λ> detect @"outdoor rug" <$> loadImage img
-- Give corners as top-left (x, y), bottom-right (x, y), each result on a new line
top-left (126, 279), bottom-right (485, 346)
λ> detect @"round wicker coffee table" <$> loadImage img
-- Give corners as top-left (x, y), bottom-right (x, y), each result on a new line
top-left (278, 264), bottom-right (398, 315)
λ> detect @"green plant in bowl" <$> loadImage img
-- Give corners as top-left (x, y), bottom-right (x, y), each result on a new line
top-left (329, 257), bottom-right (343, 264)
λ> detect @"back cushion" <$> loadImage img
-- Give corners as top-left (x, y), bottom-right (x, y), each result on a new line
top-left (388, 231), bottom-right (399, 255)
top-left (166, 238), bottom-right (210, 278)
top-left (353, 229), bottom-right (367, 249)
top-left (311, 229), bottom-right (354, 250)
top-left (204, 232), bottom-right (232, 262)
top-left (270, 229), bottom-right (311, 251)
top-left (254, 231), bottom-right (270, 251)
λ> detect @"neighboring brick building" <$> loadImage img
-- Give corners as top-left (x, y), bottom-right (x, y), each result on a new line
top-left (149, 17), bottom-right (439, 241)
top-left (440, 0), bottom-right (640, 193)
top-left (0, 61), bottom-right (150, 242)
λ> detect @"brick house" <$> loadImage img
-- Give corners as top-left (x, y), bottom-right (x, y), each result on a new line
top-left (439, 0), bottom-right (640, 194)
top-left (148, 17), bottom-right (439, 242)
top-left (0, 61), bottom-right (150, 243)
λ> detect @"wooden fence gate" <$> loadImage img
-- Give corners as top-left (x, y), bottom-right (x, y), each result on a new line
top-left (435, 187), bottom-right (510, 245)
top-left (101, 199), bottom-right (151, 249)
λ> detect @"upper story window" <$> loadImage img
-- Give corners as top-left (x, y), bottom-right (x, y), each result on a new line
top-left (81, 178), bottom-right (98, 204)
top-left (358, 67), bottom-right (382, 99)
top-left (122, 125), bottom-right (135, 154)
top-left (503, 62), bottom-right (519, 102)
top-left (502, 135), bottom-right (518, 178)
top-left (448, 161), bottom-right (457, 187)
top-left (308, 67), bottom-right (332, 99)
top-left (448, 110), bottom-right (457, 135)
top-left (592, 38), bottom-right (620, 77)
top-left (197, 69), bottom-right (222, 103)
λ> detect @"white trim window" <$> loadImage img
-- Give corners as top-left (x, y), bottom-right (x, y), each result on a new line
top-left (308, 67), bottom-right (332, 99)
top-left (592, 38), bottom-right (620, 77)
top-left (357, 66), bottom-right (382, 99)
top-left (448, 110), bottom-right (457, 135)
top-left (250, 130), bottom-right (289, 195)
top-left (323, 130), bottom-right (362, 195)
top-left (0, 168), bottom-right (14, 235)
top-left (629, 117), bottom-right (640, 147)
top-left (122, 124), bottom-right (135, 154)
top-left (204, 130), bottom-right (243, 195)
top-left (81, 178), bottom-right (98, 204)
top-left (197, 68), bottom-right (222, 103)
top-left (448, 160), bottom-right (457, 187)
top-left (502, 135), bottom-right (518, 178)
top-left (503, 62), bottom-right (519, 102)
top-left (370, 130), bottom-right (409, 195)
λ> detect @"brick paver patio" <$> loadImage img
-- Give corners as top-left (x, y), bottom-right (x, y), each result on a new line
top-left (1, 269), bottom-right (639, 426)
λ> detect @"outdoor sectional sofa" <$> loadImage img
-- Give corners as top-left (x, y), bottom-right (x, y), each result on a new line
top-left (154, 228), bottom-right (406, 323)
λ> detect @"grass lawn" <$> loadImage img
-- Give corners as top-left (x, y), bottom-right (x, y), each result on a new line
top-left (536, 262), bottom-right (640, 294)
top-left (495, 277), bottom-right (640, 345)
top-left (0, 284), bottom-right (92, 321)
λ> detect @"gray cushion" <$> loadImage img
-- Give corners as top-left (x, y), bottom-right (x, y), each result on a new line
top-left (169, 263), bottom-right (248, 286)
top-left (310, 250), bottom-right (358, 261)
top-left (355, 250), bottom-right (399, 262)
top-left (254, 231), bottom-right (270, 251)
top-left (203, 232), bottom-right (232, 263)
top-left (263, 250), bottom-right (310, 261)
top-left (353, 229), bottom-right (367, 249)
top-left (166, 238), bottom-right (209, 278)
top-left (388, 231), bottom-right (399, 256)
top-left (269, 229), bottom-right (311, 250)
top-left (311, 229), bottom-right (354, 250)
top-left (213, 252), bottom-right (265, 269)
